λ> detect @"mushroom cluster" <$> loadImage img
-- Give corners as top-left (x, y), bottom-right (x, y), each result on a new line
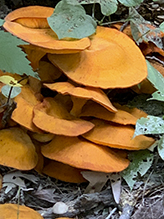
top-left (0, 6), bottom-right (155, 183)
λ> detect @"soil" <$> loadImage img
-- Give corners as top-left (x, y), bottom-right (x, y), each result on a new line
top-left (1, 1), bottom-right (164, 219)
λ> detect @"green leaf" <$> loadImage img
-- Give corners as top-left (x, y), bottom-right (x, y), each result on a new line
top-left (0, 19), bottom-right (4, 26)
top-left (47, 0), bottom-right (97, 39)
top-left (119, 0), bottom-right (143, 7)
top-left (0, 76), bottom-right (22, 87)
top-left (1, 85), bottom-right (21, 98)
top-left (148, 91), bottom-right (164, 102)
top-left (159, 21), bottom-right (164, 32)
top-left (95, 0), bottom-right (118, 16)
top-left (158, 136), bottom-right (164, 160)
top-left (0, 31), bottom-right (39, 79)
top-left (134, 115), bottom-right (164, 137)
top-left (146, 60), bottom-right (164, 94)
top-left (68, 0), bottom-right (118, 16)
top-left (121, 150), bottom-right (154, 190)
top-left (129, 8), bottom-right (163, 48)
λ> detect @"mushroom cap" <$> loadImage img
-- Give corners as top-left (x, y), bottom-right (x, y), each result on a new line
top-left (12, 86), bottom-right (43, 133)
top-left (113, 103), bottom-right (148, 119)
top-left (80, 101), bottom-right (138, 125)
top-left (44, 81), bottom-right (117, 112)
top-left (0, 127), bottom-right (38, 170)
top-left (82, 119), bottom-right (155, 150)
top-left (0, 203), bottom-right (43, 219)
top-left (33, 97), bottom-right (94, 136)
top-left (41, 135), bottom-right (129, 173)
top-left (43, 160), bottom-right (87, 183)
top-left (3, 6), bottom-right (91, 54)
top-left (30, 132), bottom-right (54, 143)
top-left (48, 26), bottom-right (147, 89)
top-left (38, 61), bottom-right (62, 82)
top-left (5, 5), bottom-right (54, 22)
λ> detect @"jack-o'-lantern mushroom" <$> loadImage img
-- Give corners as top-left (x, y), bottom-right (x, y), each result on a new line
top-left (43, 160), bottom-right (87, 183)
top-left (41, 135), bottom-right (130, 173)
top-left (44, 81), bottom-right (117, 116)
top-left (33, 97), bottom-right (94, 136)
top-left (0, 127), bottom-right (38, 170)
top-left (82, 118), bottom-right (155, 150)
top-left (80, 101), bottom-right (145, 125)
top-left (0, 203), bottom-right (43, 219)
top-left (3, 6), bottom-right (91, 54)
top-left (12, 85), bottom-right (43, 133)
top-left (48, 26), bottom-right (147, 89)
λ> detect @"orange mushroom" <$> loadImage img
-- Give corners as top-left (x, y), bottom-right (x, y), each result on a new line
top-left (20, 44), bottom-right (46, 71)
top-left (5, 5), bottom-right (54, 23)
top-left (33, 97), bottom-right (94, 136)
top-left (3, 6), bottom-right (91, 54)
top-left (41, 135), bottom-right (130, 173)
top-left (38, 61), bottom-right (63, 82)
top-left (48, 26), bottom-right (147, 89)
top-left (0, 203), bottom-right (43, 219)
top-left (30, 132), bottom-right (54, 143)
top-left (82, 118), bottom-right (155, 150)
top-left (113, 103), bottom-right (148, 119)
top-left (12, 85), bottom-right (43, 133)
top-left (0, 127), bottom-right (38, 170)
top-left (80, 101), bottom-right (139, 125)
top-left (44, 81), bottom-right (117, 115)
top-left (43, 160), bottom-right (87, 183)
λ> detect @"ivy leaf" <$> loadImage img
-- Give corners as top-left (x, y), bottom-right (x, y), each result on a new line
top-left (134, 115), bottom-right (164, 137)
top-left (0, 31), bottom-right (39, 79)
top-left (1, 85), bottom-right (21, 98)
top-left (146, 60), bottom-right (164, 94)
top-left (119, 0), bottom-right (143, 7)
top-left (47, 0), bottom-right (97, 39)
top-left (121, 150), bottom-right (154, 190)
top-left (158, 135), bottom-right (164, 160)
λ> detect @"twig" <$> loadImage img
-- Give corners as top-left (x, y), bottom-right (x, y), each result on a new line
top-left (105, 207), bottom-right (117, 219)
top-left (17, 186), bottom-right (21, 219)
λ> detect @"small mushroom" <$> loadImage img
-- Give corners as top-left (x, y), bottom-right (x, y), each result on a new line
top-left (0, 203), bottom-right (43, 219)
top-left (33, 97), bottom-right (94, 136)
top-left (0, 127), bottom-right (38, 170)
top-left (41, 135), bottom-right (129, 173)
top-left (82, 118), bottom-right (155, 150)
top-left (48, 26), bottom-right (147, 89)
